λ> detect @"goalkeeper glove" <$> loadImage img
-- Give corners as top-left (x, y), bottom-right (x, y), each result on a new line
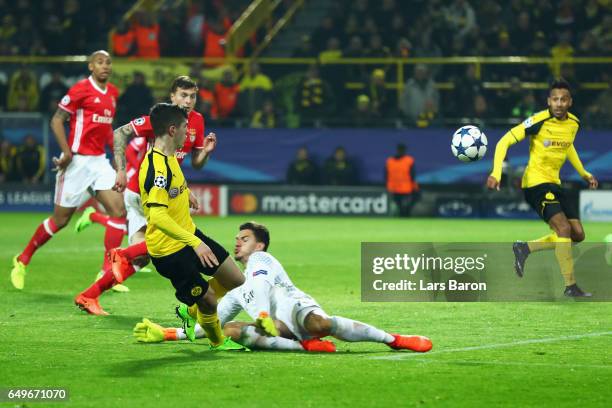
top-left (255, 311), bottom-right (279, 337)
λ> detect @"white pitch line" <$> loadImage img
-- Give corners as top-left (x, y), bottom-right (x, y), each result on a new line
top-left (371, 331), bottom-right (612, 361)
top-left (412, 360), bottom-right (612, 370)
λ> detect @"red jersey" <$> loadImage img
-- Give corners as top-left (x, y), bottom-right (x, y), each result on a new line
top-left (58, 76), bottom-right (119, 156)
top-left (126, 110), bottom-right (205, 193)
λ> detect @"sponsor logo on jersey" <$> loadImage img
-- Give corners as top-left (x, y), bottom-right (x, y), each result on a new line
top-left (92, 114), bottom-right (113, 124)
top-left (551, 141), bottom-right (571, 148)
top-left (253, 270), bottom-right (268, 277)
top-left (543, 139), bottom-right (551, 147)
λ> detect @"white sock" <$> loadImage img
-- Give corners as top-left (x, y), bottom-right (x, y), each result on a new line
top-left (239, 326), bottom-right (304, 351)
top-left (176, 324), bottom-right (207, 340)
top-left (330, 316), bottom-right (394, 343)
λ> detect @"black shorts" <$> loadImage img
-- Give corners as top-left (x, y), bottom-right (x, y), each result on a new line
top-left (151, 229), bottom-right (230, 305)
top-left (523, 183), bottom-right (579, 223)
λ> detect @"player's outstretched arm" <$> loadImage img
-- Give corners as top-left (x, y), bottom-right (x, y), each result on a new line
top-left (191, 132), bottom-right (217, 169)
top-left (567, 145), bottom-right (598, 189)
top-left (50, 108), bottom-right (72, 170)
top-left (112, 124), bottom-right (136, 192)
top-left (488, 130), bottom-right (522, 190)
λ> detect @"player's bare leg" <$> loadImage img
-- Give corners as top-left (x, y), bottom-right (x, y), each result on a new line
top-left (208, 257), bottom-right (246, 299)
top-left (11, 205), bottom-right (75, 289)
top-left (302, 311), bottom-right (432, 352)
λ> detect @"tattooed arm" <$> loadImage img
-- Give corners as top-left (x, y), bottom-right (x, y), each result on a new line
top-left (112, 123), bottom-right (136, 192)
top-left (50, 108), bottom-right (72, 170)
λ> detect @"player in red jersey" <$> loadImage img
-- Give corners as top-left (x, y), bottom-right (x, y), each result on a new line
top-left (10, 51), bottom-right (127, 311)
top-left (74, 76), bottom-right (217, 314)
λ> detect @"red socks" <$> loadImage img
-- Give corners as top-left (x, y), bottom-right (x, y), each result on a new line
top-left (90, 211), bottom-right (110, 227)
top-left (81, 269), bottom-right (116, 298)
top-left (102, 217), bottom-right (126, 271)
top-left (121, 241), bottom-right (148, 261)
top-left (18, 217), bottom-right (61, 265)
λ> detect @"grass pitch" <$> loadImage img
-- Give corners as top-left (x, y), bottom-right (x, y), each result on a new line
top-left (1, 214), bottom-right (612, 407)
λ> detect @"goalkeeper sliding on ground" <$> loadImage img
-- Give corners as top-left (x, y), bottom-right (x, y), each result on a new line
top-left (134, 222), bottom-right (432, 353)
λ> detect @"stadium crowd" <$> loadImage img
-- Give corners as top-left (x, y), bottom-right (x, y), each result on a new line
top-left (0, 0), bottom-right (610, 128)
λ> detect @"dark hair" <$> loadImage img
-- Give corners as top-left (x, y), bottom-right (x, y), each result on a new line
top-left (149, 103), bottom-right (188, 137)
top-left (239, 221), bottom-right (270, 251)
top-left (170, 75), bottom-right (198, 93)
top-left (396, 143), bottom-right (406, 154)
top-left (549, 78), bottom-right (571, 94)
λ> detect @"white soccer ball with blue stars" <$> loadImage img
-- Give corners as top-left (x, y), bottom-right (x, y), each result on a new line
top-left (451, 125), bottom-right (488, 162)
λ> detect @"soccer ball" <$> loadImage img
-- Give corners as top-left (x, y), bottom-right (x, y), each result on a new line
top-left (451, 125), bottom-right (488, 162)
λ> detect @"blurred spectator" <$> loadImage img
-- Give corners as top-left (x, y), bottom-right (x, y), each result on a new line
top-left (555, 0), bottom-right (576, 30)
top-left (444, 0), bottom-right (476, 39)
top-left (469, 94), bottom-right (495, 121)
top-left (352, 94), bottom-right (377, 127)
top-left (295, 65), bottom-right (335, 126)
top-left (368, 69), bottom-right (391, 117)
top-left (117, 72), bottom-right (154, 125)
top-left (451, 64), bottom-right (483, 117)
top-left (323, 147), bottom-right (357, 185)
top-left (0, 15), bottom-right (17, 43)
top-left (203, 17), bottom-right (231, 62)
top-left (590, 15), bottom-right (612, 51)
top-left (215, 68), bottom-right (240, 118)
top-left (311, 16), bottom-right (339, 53)
top-left (585, 76), bottom-right (612, 127)
top-left (0, 138), bottom-right (18, 182)
top-left (186, 1), bottom-right (205, 53)
top-left (15, 134), bottom-right (45, 184)
top-left (512, 91), bottom-right (537, 119)
top-left (251, 100), bottom-right (279, 128)
top-left (319, 37), bottom-right (342, 62)
top-left (364, 34), bottom-right (391, 59)
top-left (134, 12), bottom-right (160, 58)
top-left (395, 37), bottom-right (412, 59)
top-left (400, 64), bottom-right (439, 123)
top-left (159, 8), bottom-right (185, 57)
top-left (7, 67), bottom-right (38, 112)
top-left (0, 72), bottom-right (7, 111)
top-left (39, 71), bottom-right (68, 114)
top-left (292, 35), bottom-right (316, 58)
top-left (239, 62), bottom-right (273, 117)
top-left (511, 12), bottom-right (534, 55)
top-left (551, 31), bottom-right (575, 59)
top-left (580, 0), bottom-right (604, 29)
top-left (42, 15), bottom-right (65, 55)
top-left (112, 20), bottom-right (135, 57)
top-left (494, 77), bottom-right (524, 117)
top-left (197, 77), bottom-right (219, 120)
top-left (344, 36), bottom-right (366, 81)
top-left (286, 147), bottom-right (319, 185)
top-left (385, 143), bottom-right (418, 217)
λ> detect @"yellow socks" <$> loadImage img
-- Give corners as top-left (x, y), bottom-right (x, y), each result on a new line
top-left (527, 233), bottom-right (557, 253)
top-left (196, 310), bottom-right (225, 346)
top-left (553, 236), bottom-right (576, 286)
top-left (208, 277), bottom-right (228, 299)
top-left (187, 304), bottom-right (198, 319)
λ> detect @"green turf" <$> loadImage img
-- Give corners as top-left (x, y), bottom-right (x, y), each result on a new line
top-left (1, 213), bottom-right (612, 407)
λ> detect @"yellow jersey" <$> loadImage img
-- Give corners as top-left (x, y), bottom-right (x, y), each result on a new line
top-left (139, 148), bottom-right (198, 257)
top-left (491, 109), bottom-right (589, 188)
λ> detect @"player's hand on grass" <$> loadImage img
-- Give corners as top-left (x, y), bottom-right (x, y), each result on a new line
top-left (113, 170), bottom-right (127, 193)
top-left (584, 174), bottom-right (598, 189)
top-left (189, 190), bottom-right (199, 210)
top-left (133, 318), bottom-right (166, 343)
top-left (194, 242), bottom-right (219, 268)
top-left (486, 176), bottom-right (500, 191)
top-left (256, 312), bottom-right (279, 337)
top-left (203, 132), bottom-right (217, 154)
top-left (52, 151), bottom-right (72, 171)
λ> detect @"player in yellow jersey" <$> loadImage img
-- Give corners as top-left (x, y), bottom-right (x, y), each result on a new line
top-left (487, 79), bottom-right (598, 297)
top-left (139, 103), bottom-right (247, 350)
